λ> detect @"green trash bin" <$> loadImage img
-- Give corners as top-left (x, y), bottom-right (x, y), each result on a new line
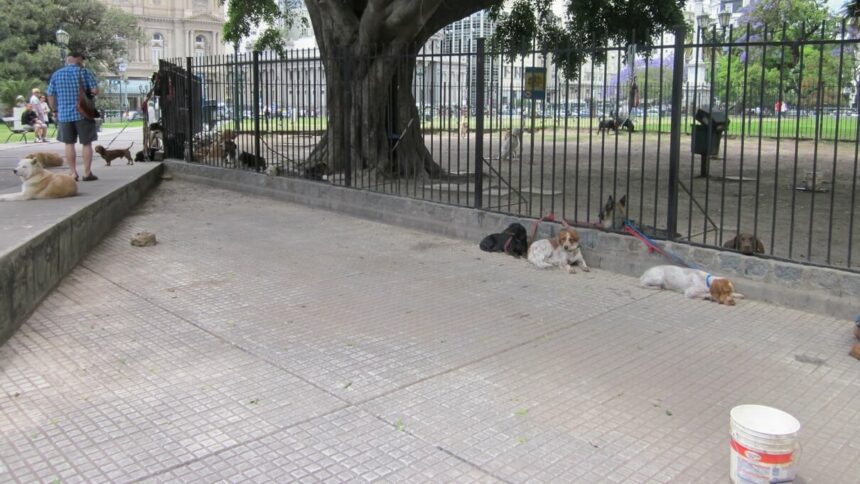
top-left (691, 123), bottom-right (722, 157)
top-left (691, 109), bottom-right (729, 177)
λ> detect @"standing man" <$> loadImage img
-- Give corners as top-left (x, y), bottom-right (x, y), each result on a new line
top-left (46, 52), bottom-right (99, 181)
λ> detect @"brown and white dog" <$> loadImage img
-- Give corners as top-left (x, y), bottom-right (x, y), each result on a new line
top-left (95, 143), bottom-right (134, 166)
top-left (0, 158), bottom-right (76, 201)
top-left (527, 228), bottom-right (589, 273)
top-left (24, 152), bottom-right (64, 167)
top-left (640, 265), bottom-right (743, 305)
top-left (723, 233), bottom-right (766, 255)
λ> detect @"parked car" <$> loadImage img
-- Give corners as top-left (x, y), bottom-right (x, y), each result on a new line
top-left (124, 111), bottom-right (143, 121)
top-left (831, 108), bottom-right (858, 117)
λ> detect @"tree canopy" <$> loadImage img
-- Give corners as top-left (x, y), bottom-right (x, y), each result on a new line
top-left (0, 0), bottom-right (140, 82)
top-left (222, 1), bottom-right (685, 78)
top-left (707, 0), bottom-right (855, 112)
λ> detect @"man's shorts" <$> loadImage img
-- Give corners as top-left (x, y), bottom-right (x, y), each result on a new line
top-left (57, 119), bottom-right (98, 145)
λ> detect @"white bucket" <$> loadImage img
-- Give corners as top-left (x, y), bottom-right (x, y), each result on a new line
top-left (730, 404), bottom-right (801, 484)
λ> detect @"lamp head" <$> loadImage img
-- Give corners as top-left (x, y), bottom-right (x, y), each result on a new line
top-left (719, 11), bottom-right (732, 28)
top-left (56, 29), bottom-right (69, 46)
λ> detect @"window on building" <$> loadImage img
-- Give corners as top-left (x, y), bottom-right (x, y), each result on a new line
top-left (151, 33), bottom-right (164, 65)
top-left (195, 35), bottom-right (206, 57)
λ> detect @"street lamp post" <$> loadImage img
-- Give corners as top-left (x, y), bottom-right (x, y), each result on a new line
top-left (118, 58), bottom-right (128, 115)
top-left (56, 28), bottom-right (69, 61)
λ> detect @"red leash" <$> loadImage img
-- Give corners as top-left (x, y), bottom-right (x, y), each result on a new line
top-left (530, 212), bottom-right (579, 242)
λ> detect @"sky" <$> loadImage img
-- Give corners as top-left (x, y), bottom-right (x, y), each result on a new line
top-left (827, 0), bottom-right (847, 13)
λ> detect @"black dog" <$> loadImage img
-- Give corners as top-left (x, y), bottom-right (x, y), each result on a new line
top-left (304, 162), bottom-right (328, 181)
top-left (597, 118), bottom-right (635, 134)
top-left (479, 223), bottom-right (529, 257)
top-left (238, 151), bottom-right (267, 172)
top-left (134, 150), bottom-right (146, 162)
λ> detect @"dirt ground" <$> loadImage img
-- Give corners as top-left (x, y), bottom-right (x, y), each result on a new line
top-left (231, 127), bottom-right (859, 271)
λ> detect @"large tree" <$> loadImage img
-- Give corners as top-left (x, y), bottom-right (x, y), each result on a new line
top-left (222, 0), bottom-right (685, 178)
top-left (0, 0), bottom-right (140, 82)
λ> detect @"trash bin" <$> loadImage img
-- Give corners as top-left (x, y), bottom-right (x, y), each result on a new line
top-left (691, 108), bottom-right (729, 177)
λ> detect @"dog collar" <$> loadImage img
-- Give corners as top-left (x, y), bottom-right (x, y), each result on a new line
top-left (706, 273), bottom-right (713, 288)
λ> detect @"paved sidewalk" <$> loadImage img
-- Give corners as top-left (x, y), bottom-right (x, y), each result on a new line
top-left (1, 178), bottom-right (858, 482)
top-left (0, 126), bottom-right (142, 192)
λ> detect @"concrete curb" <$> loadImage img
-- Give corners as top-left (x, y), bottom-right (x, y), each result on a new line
top-left (0, 164), bottom-right (163, 346)
top-left (164, 161), bottom-right (859, 320)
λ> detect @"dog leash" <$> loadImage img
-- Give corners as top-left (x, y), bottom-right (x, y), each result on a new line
top-left (622, 219), bottom-right (702, 270)
top-left (530, 212), bottom-right (573, 243)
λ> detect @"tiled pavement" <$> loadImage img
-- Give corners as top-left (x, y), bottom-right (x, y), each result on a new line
top-left (1, 179), bottom-right (858, 482)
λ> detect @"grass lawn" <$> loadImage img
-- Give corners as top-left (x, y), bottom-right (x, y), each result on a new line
top-left (9, 115), bottom-right (852, 144)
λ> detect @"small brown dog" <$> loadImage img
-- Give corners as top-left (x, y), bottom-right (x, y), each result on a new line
top-left (459, 120), bottom-right (469, 138)
top-left (24, 152), bottom-right (64, 168)
top-left (95, 143), bottom-right (134, 166)
top-left (724, 233), bottom-right (766, 255)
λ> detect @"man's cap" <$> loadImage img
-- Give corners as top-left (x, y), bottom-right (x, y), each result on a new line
top-left (69, 51), bottom-right (86, 60)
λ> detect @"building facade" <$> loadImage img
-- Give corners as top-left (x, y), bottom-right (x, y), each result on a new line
top-left (102, 0), bottom-right (227, 113)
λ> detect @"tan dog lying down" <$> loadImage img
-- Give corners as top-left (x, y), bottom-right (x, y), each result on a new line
top-left (24, 152), bottom-right (64, 167)
top-left (0, 158), bottom-right (77, 201)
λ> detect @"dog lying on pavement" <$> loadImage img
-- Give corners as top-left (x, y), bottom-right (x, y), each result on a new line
top-left (95, 143), bottom-right (134, 166)
top-left (640, 265), bottom-right (743, 305)
top-left (24, 152), bottom-right (64, 167)
top-left (528, 228), bottom-right (589, 273)
top-left (238, 151), bottom-right (267, 172)
top-left (0, 158), bottom-right (76, 201)
top-left (479, 222), bottom-right (529, 257)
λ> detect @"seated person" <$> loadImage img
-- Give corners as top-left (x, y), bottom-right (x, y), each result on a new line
top-left (21, 103), bottom-right (48, 142)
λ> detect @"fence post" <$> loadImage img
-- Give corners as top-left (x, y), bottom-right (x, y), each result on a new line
top-left (474, 38), bottom-right (485, 209)
top-left (341, 47), bottom-right (352, 187)
top-left (667, 25), bottom-right (686, 240)
top-left (252, 51), bottom-right (262, 163)
top-left (186, 56), bottom-right (194, 162)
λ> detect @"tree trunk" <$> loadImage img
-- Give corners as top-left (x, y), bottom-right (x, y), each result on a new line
top-left (305, 41), bottom-right (439, 179)
top-left (302, 0), bottom-right (495, 181)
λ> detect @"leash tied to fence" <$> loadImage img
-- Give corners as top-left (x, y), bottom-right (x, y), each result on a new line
top-left (530, 212), bottom-right (576, 242)
top-left (622, 219), bottom-right (702, 270)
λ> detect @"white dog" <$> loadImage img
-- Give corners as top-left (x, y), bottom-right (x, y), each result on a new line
top-left (499, 128), bottom-right (523, 161)
top-left (640, 265), bottom-right (744, 305)
top-left (527, 228), bottom-right (589, 273)
top-left (0, 158), bottom-right (77, 201)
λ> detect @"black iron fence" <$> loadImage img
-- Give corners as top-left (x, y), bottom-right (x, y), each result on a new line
top-left (160, 20), bottom-right (860, 272)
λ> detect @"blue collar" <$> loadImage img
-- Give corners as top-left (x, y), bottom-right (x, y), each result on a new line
top-left (706, 273), bottom-right (713, 288)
